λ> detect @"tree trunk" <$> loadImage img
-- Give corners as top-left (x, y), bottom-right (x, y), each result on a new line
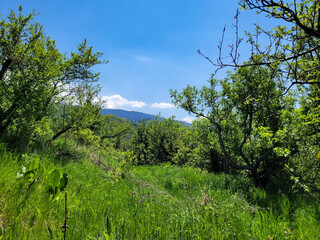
top-left (46, 126), bottom-right (72, 149)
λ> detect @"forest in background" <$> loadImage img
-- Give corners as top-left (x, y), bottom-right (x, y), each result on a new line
top-left (1, 1), bottom-right (320, 239)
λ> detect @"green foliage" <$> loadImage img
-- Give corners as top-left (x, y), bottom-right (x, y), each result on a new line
top-left (0, 6), bottom-right (105, 147)
top-left (46, 83), bottom-right (106, 148)
top-left (282, 106), bottom-right (320, 196)
top-left (16, 154), bottom-right (40, 183)
top-left (239, 0), bottom-right (320, 87)
top-left (176, 118), bottom-right (225, 171)
top-left (1, 2), bottom-right (320, 238)
top-left (224, 0), bottom-right (320, 195)
top-left (75, 128), bottom-right (101, 147)
top-left (170, 65), bottom-right (296, 186)
top-left (31, 117), bottom-right (55, 150)
top-left (1, 145), bottom-right (320, 239)
top-left (48, 169), bottom-right (68, 197)
top-left (130, 116), bottom-right (187, 165)
top-left (96, 114), bottom-right (134, 150)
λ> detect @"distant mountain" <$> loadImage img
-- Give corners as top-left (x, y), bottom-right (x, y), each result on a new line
top-left (101, 109), bottom-right (156, 122)
top-left (100, 108), bottom-right (191, 126)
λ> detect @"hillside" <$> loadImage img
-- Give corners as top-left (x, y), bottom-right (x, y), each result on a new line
top-left (101, 109), bottom-right (156, 122)
top-left (101, 108), bottom-right (191, 126)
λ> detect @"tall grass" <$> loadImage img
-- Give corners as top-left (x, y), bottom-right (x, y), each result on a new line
top-left (0, 144), bottom-right (319, 239)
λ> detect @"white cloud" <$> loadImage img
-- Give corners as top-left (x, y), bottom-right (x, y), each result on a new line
top-left (101, 94), bottom-right (146, 109)
top-left (181, 116), bottom-right (195, 124)
top-left (150, 102), bottom-right (175, 109)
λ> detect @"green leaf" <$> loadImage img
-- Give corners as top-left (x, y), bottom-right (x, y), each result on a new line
top-left (59, 173), bottom-right (68, 191)
top-left (28, 157), bottom-right (39, 172)
top-left (103, 232), bottom-right (110, 240)
top-left (51, 191), bottom-right (64, 202)
top-left (104, 205), bottom-right (112, 235)
top-left (48, 169), bottom-right (60, 187)
top-left (46, 222), bottom-right (53, 240)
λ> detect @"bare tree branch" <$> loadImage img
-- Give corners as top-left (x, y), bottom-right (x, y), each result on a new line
top-left (199, 1), bottom-right (320, 89)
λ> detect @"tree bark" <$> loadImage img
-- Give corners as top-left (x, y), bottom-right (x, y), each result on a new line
top-left (0, 59), bottom-right (13, 81)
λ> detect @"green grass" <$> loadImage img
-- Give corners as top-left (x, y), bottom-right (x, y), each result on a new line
top-left (0, 144), bottom-right (320, 239)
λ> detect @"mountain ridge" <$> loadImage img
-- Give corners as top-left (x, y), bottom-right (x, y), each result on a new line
top-left (100, 108), bottom-right (191, 126)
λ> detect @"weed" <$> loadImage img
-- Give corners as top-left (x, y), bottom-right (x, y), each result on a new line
top-left (0, 146), bottom-right (319, 239)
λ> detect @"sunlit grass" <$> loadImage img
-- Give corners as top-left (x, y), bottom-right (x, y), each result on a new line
top-left (0, 144), bottom-right (319, 239)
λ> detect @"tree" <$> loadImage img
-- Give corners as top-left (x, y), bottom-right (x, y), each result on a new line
top-left (170, 65), bottom-right (296, 186)
top-left (130, 116), bottom-right (187, 165)
top-left (46, 83), bottom-right (105, 148)
top-left (95, 114), bottom-right (134, 150)
top-left (130, 120), bottom-right (149, 164)
top-left (173, 118), bottom-right (225, 171)
top-left (0, 6), bottom-right (105, 144)
top-left (198, 0), bottom-right (320, 93)
top-left (190, 0), bottom-right (320, 191)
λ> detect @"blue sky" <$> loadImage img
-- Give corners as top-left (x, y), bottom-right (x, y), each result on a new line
top-left (2, 0), bottom-right (268, 122)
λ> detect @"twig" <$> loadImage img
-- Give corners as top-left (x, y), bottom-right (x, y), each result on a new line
top-left (61, 192), bottom-right (69, 240)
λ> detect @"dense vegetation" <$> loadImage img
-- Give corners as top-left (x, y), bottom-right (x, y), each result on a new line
top-left (1, 144), bottom-right (320, 239)
top-left (1, 1), bottom-right (320, 239)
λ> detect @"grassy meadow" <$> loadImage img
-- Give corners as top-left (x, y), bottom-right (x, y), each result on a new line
top-left (0, 143), bottom-right (319, 240)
